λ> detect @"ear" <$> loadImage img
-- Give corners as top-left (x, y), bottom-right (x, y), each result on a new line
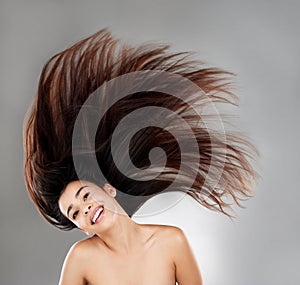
top-left (103, 183), bottom-right (116, 197)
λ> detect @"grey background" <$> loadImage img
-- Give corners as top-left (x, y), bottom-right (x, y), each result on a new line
top-left (1, 0), bottom-right (299, 284)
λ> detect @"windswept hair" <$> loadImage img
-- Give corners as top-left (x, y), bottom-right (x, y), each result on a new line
top-left (24, 28), bottom-right (260, 230)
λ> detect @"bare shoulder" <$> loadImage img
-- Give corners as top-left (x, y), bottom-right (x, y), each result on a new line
top-left (68, 236), bottom-right (93, 254)
top-left (154, 224), bottom-right (185, 237)
top-left (144, 224), bottom-right (187, 245)
top-left (58, 239), bottom-right (90, 285)
top-left (149, 225), bottom-right (202, 284)
top-left (63, 235), bottom-right (98, 265)
top-left (59, 236), bottom-right (101, 285)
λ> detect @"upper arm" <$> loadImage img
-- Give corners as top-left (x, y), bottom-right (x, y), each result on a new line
top-left (58, 242), bottom-right (86, 285)
top-left (171, 227), bottom-right (203, 285)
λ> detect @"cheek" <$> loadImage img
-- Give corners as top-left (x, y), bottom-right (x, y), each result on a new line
top-left (75, 216), bottom-right (88, 229)
top-left (89, 191), bottom-right (108, 204)
top-left (89, 190), bottom-right (118, 215)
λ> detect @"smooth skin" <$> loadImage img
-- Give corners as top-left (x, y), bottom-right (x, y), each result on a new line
top-left (58, 180), bottom-right (203, 285)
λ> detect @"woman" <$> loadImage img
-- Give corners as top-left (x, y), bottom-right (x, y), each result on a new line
top-left (24, 28), bottom-right (259, 284)
top-left (57, 180), bottom-right (202, 284)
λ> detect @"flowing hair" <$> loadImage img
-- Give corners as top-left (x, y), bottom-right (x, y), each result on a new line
top-left (24, 28), bottom-right (260, 230)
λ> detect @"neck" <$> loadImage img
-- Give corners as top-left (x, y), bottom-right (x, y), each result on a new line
top-left (95, 212), bottom-right (142, 255)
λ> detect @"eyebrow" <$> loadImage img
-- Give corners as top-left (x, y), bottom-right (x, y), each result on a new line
top-left (66, 185), bottom-right (88, 218)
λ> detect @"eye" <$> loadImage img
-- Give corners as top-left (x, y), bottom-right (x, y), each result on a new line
top-left (83, 192), bottom-right (90, 201)
top-left (73, 210), bottom-right (79, 220)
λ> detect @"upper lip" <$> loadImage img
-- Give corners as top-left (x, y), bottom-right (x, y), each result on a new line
top-left (90, 205), bottom-right (104, 224)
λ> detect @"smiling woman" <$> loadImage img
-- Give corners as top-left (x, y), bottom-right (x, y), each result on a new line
top-left (57, 180), bottom-right (202, 284)
top-left (23, 28), bottom-right (259, 284)
top-left (58, 182), bottom-right (119, 234)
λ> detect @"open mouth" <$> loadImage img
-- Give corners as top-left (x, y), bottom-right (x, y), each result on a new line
top-left (91, 205), bottom-right (104, 225)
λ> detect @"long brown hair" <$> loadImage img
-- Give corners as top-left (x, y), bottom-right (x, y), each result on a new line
top-left (24, 28), bottom-right (260, 230)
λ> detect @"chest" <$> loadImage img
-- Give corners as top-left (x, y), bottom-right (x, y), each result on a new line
top-left (84, 246), bottom-right (176, 285)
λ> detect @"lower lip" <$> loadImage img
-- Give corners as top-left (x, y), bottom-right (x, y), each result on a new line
top-left (94, 207), bottom-right (104, 224)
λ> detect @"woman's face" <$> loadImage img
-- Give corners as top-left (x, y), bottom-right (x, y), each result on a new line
top-left (58, 180), bottom-right (119, 234)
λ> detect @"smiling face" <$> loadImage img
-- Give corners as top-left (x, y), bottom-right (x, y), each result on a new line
top-left (58, 180), bottom-right (121, 235)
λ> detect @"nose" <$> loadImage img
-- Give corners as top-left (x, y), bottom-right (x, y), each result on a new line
top-left (83, 204), bottom-right (92, 215)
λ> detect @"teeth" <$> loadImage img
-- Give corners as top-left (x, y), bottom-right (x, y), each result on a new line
top-left (92, 206), bottom-right (103, 223)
